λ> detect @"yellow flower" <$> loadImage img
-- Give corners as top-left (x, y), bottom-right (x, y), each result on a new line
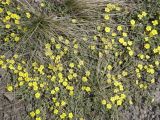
top-left (152, 20), bottom-right (158, 26)
top-left (121, 42), bottom-right (126, 46)
top-left (53, 109), bottom-right (59, 114)
top-left (68, 74), bottom-right (73, 80)
top-left (45, 43), bottom-right (51, 49)
top-left (137, 73), bottom-right (141, 78)
top-left (58, 72), bottom-right (63, 78)
top-left (55, 44), bottom-right (61, 49)
top-left (36, 117), bottom-right (41, 120)
top-left (101, 100), bottom-right (107, 105)
top-left (144, 37), bottom-right (149, 41)
top-left (4, 37), bottom-right (9, 42)
top-left (30, 111), bottom-right (35, 118)
top-left (122, 32), bottom-right (127, 37)
top-left (144, 85), bottom-right (148, 89)
top-left (105, 7), bottom-right (110, 12)
top-left (5, 0), bottom-right (11, 5)
top-left (127, 41), bottom-right (133, 46)
top-left (114, 89), bottom-right (119, 93)
top-left (110, 97), bottom-right (116, 103)
top-left (142, 11), bottom-right (147, 16)
top-left (151, 79), bottom-right (155, 84)
top-left (32, 84), bottom-right (38, 90)
top-left (138, 14), bottom-right (143, 19)
top-left (97, 26), bottom-right (101, 31)
top-left (35, 109), bottom-right (40, 115)
top-left (50, 37), bottom-right (55, 44)
top-left (114, 81), bottom-right (120, 86)
top-left (60, 113), bottom-right (67, 119)
top-left (122, 71), bottom-right (128, 76)
top-left (144, 43), bottom-right (150, 49)
top-left (149, 69), bottom-right (155, 74)
top-left (136, 80), bottom-right (139, 85)
top-left (71, 19), bottom-right (77, 23)
top-left (6, 24), bottom-right (11, 29)
top-left (15, 20), bottom-right (20, 24)
top-left (107, 65), bottom-right (113, 70)
top-left (13, 54), bottom-right (18, 59)
top-left (28, 82), bottom-right (33, 87)
top-left (112, 32), bottom-right (117, 37)
top-left (26, 12), bottom-right (31, 18)
top-left (129, 50), bottom-right (134, 56)
top-left (129, 100), bottom-right (133, 105)
top-left (99, 52), bottom-right (103, 58)
top-left (138, 54), bottom-right (144, 59)
top-left (138, 64), bottom-right (143, 70)
top-left (90, 45), bottom-right (96, 50)
top-left (55, 102), bottom-right (60, 107)
top-left (155, 60), bottom-right (159, 66)
top-left (51, 90), bottom-right (56, 94)
top-left (85, 71), bottom-right (90, 76)
top-left (107, 73), bottom-right (112, 79)
top-left (68, 86), bottom-right (74, 91)
top-left (136, 68), bottom-right (140, 73)
top-left (118, 38), bottom-right (124, 44)
top-left (145, 55), bottom-right (150, 59)
top-left (7, 11), bottom-right (12, 15)
top-left (5, 16), bottom-right (10, 21)
top-left (68, 112), bottom-right (73, 119)
top-left (7, 85), bottom-right (13, 92)
top-left (116, 7), bottom-right (121, 11)
top-left (120, 94), bottom-right (126, 99)
top-left (69, 91), bottom-right (74, 96)
top-left (52, 97), bottom-right (57, 103)
top-left (117, 25), bottom-right (123, 31)
top-left (19, 81), bottom-right (24, 86)
top-left (14, 36), bottom-right (20, 42)
top-left (105, 27), bottom-right (111, 33)
top-left (61, 100), bottom-right (66, 106)
top-left (0, 60), bottom-right (4, 65)
top-left (104, 14), bottom-right (110, 20)
top-left (130, 19), bottom-right (135, 26)
top-left (40, 83), bottom-right (44, 88)
top-left (35, 92), bottom-right (40, 99)
top-left (82, 77), bottom-right (88, 82)
top-left (146, 26), bottom-right (152, 31)
top-left (40, 3), bottom-right (45, 7)
top-left (106, 104), bottom-right (112, 109)
top-left (38, 65), bottom-right (44, 74)
top-left (0, 7), bottom-right (3, 13)
top-left (11, 14), bottom-right (17, 19)
top-left (74, 44), bottom-right (78, 49)
top-left (55, 87), bottom-right (60, 92)
top-left (117, 100), bottom-right (122, 106)
top-left (69, 63), bottom-right (74, 68)
top-left (85, 87), bottom-right (91, 92)
top-left (149, 29), bottom-right (158, 37)
top-left (62, 81), bottom-right (68, 86)
top-left (139, 84), bottom-right (144, 89)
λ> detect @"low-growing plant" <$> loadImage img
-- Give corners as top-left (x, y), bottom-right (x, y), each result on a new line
top-left (0, 0), bottom-right (160, 120)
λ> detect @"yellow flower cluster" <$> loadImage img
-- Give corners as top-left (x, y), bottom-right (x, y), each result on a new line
top-left (137, 11), bottom-right (147, 19)
top-left (1, 1), bottom-right (159, 119)
top-left (0, 0), bottom-right (30, 43)
top-left (95, 2), bottom-right (160, 112)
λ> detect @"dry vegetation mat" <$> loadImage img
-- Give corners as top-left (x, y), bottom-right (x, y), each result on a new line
top-left (0, 0), bottom-right (160, 120)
